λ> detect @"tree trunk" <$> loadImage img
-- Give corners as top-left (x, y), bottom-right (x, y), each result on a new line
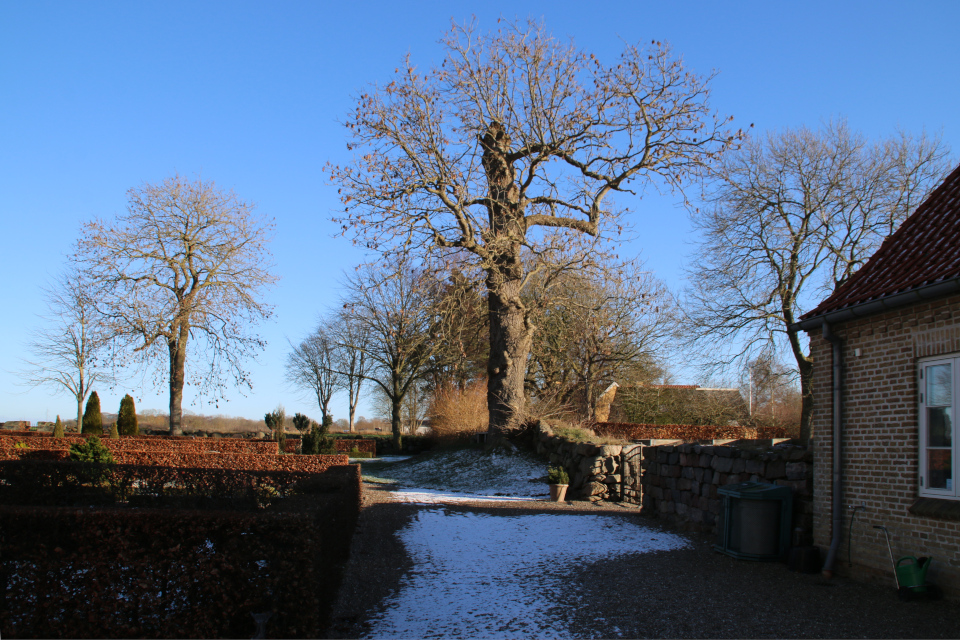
top-left (486, 266), bottom-right (533, 435)
top-left (76, 397), bottom-right (83, 435)
top-left (391, 394), bottom-right (402, 450)
top-left (481, 120), bottom-right (533, 437)
top-left (167, 324), bottom-right (189, 436)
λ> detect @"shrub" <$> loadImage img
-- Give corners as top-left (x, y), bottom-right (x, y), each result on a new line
top-left (81, 392), bottom-right (102, 434)
top-left (317, 417), bottom-right (336, 455)
top-left (117, 394), bottom-right (139, 436)
top-left (14, 441), bottom-right (29, 450)
top-left (264, 406), bottom-right (286, 452)
top-left (53, 415), bottom-right (64, 439)
top-left (547, 465), bottom-right (569, 485)
top-left (109, 423), bottom-right (119, 439)
top-left (428, 380), bottom-right (488, 442)
top-left (69, 435), bottom-right (115, 464)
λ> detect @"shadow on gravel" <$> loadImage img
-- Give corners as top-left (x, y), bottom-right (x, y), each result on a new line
top-left (325, 487), bottom-right (960, 639)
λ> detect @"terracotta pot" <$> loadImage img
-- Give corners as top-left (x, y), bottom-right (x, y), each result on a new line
top-left (549, 484), bottom-right (568, 502)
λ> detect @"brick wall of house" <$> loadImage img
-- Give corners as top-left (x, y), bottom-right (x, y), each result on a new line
top-left (809, 292), bottom-right (960, 598)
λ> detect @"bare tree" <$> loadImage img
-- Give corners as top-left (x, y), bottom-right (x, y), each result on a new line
top-left (21, 268), bottom-right (113, 431)
top-left (684, 121), bottom-right (952, 441)
top-left (340, 262), bottom-right (442, 447)
top-left (285, 325), bottom-right (341, 425)
top-left (78, 174), bottom-right (278, 435)
top-left (527, 259), bottom-right (676, 420)
top-left (329, 19), bottom-right (739, 436)
top-left (328, 310), bottom-right (370, 433)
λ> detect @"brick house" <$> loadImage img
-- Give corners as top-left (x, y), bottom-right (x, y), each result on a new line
top-left (795, 164), bottom-right (960, 598)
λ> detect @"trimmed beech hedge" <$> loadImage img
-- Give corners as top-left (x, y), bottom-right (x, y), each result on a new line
top-left (334, 438), bottom-right (377, 454)
top-left (0, 463), bottom-right (361, 638)
top-left (0, 447), bottom-right (347, 472)
top-left (0, 460), bottom-right (359, 509)
top-left (592, 422), bottom-right (788, 440)
top-left (0, 433), bottom-right (279, 454)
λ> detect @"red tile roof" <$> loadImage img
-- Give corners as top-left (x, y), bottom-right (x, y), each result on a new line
top-left (802, 162), bottom-right (960, 319)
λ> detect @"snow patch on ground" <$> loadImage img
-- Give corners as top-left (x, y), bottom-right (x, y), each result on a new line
top-left (363, 446), bottom-right (550, 500)
top-left (367, 509), bottom-right (688, 639)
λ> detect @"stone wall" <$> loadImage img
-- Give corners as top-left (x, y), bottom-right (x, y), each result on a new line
top-left (640, 442), bottom-right (813, 539)
top-left (533, 422), bottom-right (813, 540)
top-left (534, 423), bottom-right (643, 503)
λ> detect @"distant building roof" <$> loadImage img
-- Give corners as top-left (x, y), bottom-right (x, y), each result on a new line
top-left (802, 162), bottom-right (960, 321)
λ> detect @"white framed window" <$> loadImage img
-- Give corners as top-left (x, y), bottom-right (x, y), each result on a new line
top-left (919, 356), bottom-right (958, 499)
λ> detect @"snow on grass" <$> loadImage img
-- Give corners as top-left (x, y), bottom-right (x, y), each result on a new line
top-left (361, 446), bottom-right (550, 501)
top-left (367, 508), bottom-right (689, 639)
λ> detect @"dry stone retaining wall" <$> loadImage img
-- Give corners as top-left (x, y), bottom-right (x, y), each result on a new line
top-left (533, 422), bottom-right (813, 540)
top-left (641, 442), bottom-right (813, 539)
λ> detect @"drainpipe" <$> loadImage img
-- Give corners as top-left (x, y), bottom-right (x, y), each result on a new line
top-left (821, 321), bottom-right (843, 578)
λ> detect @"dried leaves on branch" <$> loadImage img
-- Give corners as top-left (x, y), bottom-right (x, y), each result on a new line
top-left (329, 19), bottom-right (739, 433)
top-left (77, 174), bottom-right (278, 435)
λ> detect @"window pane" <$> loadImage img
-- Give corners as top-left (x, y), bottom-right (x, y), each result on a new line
top-left (927, 449), bottom-right (953, 490)
top-left (927, 407), bottom-right (953, 447)
top-left (927, 364), bottom-right (952, 406)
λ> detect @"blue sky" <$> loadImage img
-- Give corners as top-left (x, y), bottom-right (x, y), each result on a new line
top-left (2, 1), bottom-right (958, 423)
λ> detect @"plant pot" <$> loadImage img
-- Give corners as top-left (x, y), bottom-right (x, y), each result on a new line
top-left (549, 484), bottom-right (568, 502)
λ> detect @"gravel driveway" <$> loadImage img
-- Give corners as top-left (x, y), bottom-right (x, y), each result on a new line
top-left (324, 482), bottom-right (960, 639)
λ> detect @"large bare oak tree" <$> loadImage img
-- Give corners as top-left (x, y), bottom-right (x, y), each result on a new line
top-left (684, 121), bottom-right (952, 442)
top-left (78, 174), bottom-right (277, 435)
top-left (329, 20), bottom-right (738, 435)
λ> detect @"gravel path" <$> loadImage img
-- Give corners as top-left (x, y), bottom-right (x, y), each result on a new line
top-left (324, 481), bottom-right (960, 639)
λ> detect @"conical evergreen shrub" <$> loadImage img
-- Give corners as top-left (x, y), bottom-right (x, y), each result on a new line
top-left (109, 423), bottom-right (119, 439)
top-left (117, 394), bottom-right (139, 436)
top-left (82, 392), bottom-right (102, 435)
top-left (53, 415), bottom-right (64, 438)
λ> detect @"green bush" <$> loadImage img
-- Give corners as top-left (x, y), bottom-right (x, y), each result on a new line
top-left (547, 465), bottom-right (569, 485)
top-left (109, 423), bottom-right (119, 439)
top-left (68, 435), bottom-right (116, 486)
top-left (81, 392), bottom-right (102, 434)
top-left (348, 447), bottom-right (373, 459)
top-left (117, 394), bottom-right (139, 436)
top-left (53, 415), bottom-right (64, 439)
top-left (14, 441), bottom-right (29, 450)
top-left (69, 435), bottom-right (115, 464)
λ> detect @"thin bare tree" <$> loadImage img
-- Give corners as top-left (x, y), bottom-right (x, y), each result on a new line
top-left (329, 310), bottom-right (370, 433)
top-left (339, 262), bottom-right (442, 447)
top-left (77, 174), bottom-right (278, 435)
top-left (684, 121), bottom-right (952, 441)
top-left (329, 19), bottom-right (739, 436)
top-left (20, 267), bottom-right (113, 431)
top-left (285, 325), bottom-right (341, 425)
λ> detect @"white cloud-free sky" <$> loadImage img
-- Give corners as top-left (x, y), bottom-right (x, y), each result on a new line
top-left (2, 1), bottom-right (959, 422)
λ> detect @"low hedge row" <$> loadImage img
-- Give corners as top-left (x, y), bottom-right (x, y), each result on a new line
top-left (0, 448), bottom-right (348, 472)
top-left (334, 438), bottom-right (377, 455)
top-left (0, 435), bottom-right (279, 455)
top-left (592, 422), bottom-right (788, 440)
top-left (0, 460), bottom-right (361, 510)
top-left (0, 469), bottom-right (362, 638)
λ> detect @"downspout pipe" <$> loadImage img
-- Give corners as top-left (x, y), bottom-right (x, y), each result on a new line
top-left (821, 321), bottom-right (843, 578)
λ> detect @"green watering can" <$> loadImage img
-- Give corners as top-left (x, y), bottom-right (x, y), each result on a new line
top-left (895, 556), bottom-right (931, 592)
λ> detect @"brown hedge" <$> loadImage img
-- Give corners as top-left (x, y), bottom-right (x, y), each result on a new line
top-left (0, 467), bottom-right (361, 638)
top-left (0, 433), bottom-right (278, 454)
top-left (334, 438), bottom-right (377, 454)
top-left (592, 422), bottom-right (788, 440)
top-left (0, 460), bottom-right (361, 510)
top-left (0, 447), bottom-right (348, 471)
